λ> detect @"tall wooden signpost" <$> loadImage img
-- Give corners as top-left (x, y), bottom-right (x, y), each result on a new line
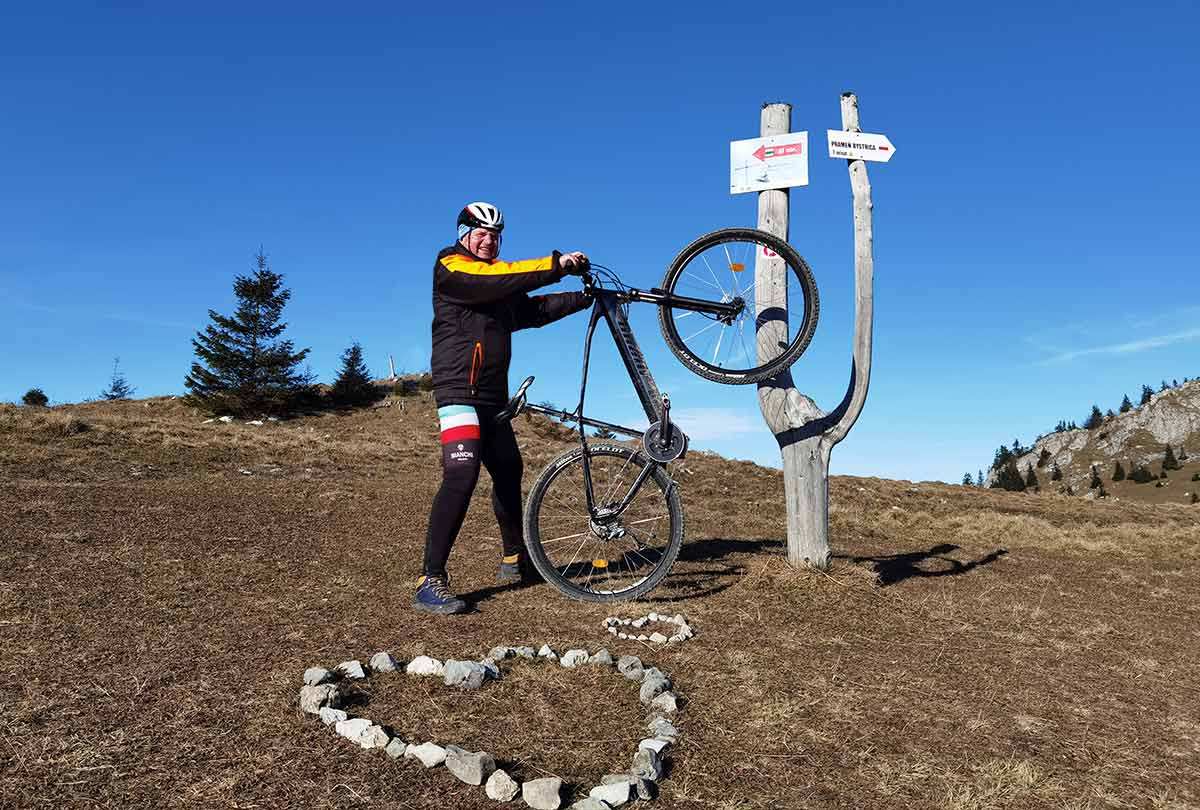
top-left (743, 93), bottom-right (880, 569)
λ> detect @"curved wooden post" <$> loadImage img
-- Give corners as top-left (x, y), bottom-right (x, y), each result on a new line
top-left (755, 93), bottom-right (875, 569)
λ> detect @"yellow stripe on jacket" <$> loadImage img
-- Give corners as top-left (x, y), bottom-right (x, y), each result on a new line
top-left (440, 253), bottom-right (555, 276)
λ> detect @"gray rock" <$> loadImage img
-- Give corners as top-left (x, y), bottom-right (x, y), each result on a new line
top-left (318, 707), bottom-right (348, 726)
top-left (631, 748), bottom-right (663, 781)
top-left (370, 652), bottom-right (399, 672)
top-left (359, 724), bottom-right (391, 749)
top-left (648, 632), bottom-right (668, 644)
top-left (405, 741), bottom-right (447, 767)
top-left (480, 658), bottom-right (501, 680)
top-left (537, 644), bottom-right (558, 660)
top-left (303, 666), bottom-right (336, 686)
top-left (559, 649), bottom-right (588, 668)
top-left (334, 717), bottom-right (373, 743)
top-left (513, 645), bottom-right (536, 659)
top-left (638, 738), bottom-right (671, 755)
top-left (650, 691), bottom-right (678, 713)
top-left (639, 673), bottom-right (670, 704)
top-left (631, 618), bottom-right (647, 629)
top-left (647, 717), bottom-right (678, 739)
top-left (444, 744), bottom-right (496, 785)
top-left (617, 656), bottom-right (644, 681)
top-left (636, 635), bottom-right (648, 641)
top-left (567, 800), bottom-right (609, 810)
top-left (337, 659), bottom-right (367, 679)
top-left (589, 648), bottom-right (614, 666)
top-left (406, 655), bottom-right (445, 676)
top-left (521, 777), bottom-right (563, 809)
top-left (385, 738), bottom-right (408, 759)
top-left (444, 660), bottom-right (488, 689)
top-left (488, 645), bottom-right (514, 661)
top-left (589, 780), bottom-right (632, 806)
top-left (299, 683), bottom-right (342, 714)
top-left (607, 626), bottom-right (619, 635)
top-left (671, 613), bottom-right (686, 625)
top-left (486, 768), bottom-right (520, 801)
top-left (600, 775), bottom-right (654, 801)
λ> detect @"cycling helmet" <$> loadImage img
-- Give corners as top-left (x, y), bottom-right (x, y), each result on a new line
top-left (457, 201), bottom-right (504, 234)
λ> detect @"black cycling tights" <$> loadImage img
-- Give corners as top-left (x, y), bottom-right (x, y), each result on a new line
top-left (423, 404), bottom-right (524, 579)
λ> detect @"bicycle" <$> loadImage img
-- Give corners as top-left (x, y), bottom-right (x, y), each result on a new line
top-left (495, 228), bottom-right (819, 601)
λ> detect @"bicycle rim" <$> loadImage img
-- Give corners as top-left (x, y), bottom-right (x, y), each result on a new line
top-left (525, 445), bottom-right (683, 602)
top-left (659, 228), bottom-right (819, 384)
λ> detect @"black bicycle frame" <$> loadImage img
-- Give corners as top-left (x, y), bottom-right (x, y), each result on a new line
top-left (523, 284), bottom-right (738, 519)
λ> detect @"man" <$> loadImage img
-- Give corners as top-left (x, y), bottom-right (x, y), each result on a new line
top-left (415, 201), bottom-right (591, 614)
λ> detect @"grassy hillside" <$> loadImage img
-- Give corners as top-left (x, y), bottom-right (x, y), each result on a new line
top-left (2, 396), bottom-right (1199, 809)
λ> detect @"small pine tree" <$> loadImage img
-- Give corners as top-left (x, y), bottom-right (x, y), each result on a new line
top-left (962, 472), bottom-right (973, 486)
top-left (1089, 465), bottom-right (1102, 489)
top-left (1163, 444), bottom-right (1180, 471)
top-left (1140, 385), bottom-right (1154, 406)
top-left (1112, 460), bottom-right (1126, 481)
top-left (1084, 405), bottom-right (1104, 430)
top-left (184, 251), bottom-right (312, 416)
top-left (1160, 380), bottom-right (1169, 392)
top-left (1051, 462), bottom-right (1063, 481)
top-left (1172, 378), bottom-right (1179, 388)
top-left (99, 357), bottom-right (136, 401)
top-left (1024, 465), bottom-right (1039, 491)
top-left (991, 444), bottom-right (1013, 472)
top-left (1037, 448), bottom-right (1051, 468)
top-left (990, 459), bottom-right (1026, 492)
top-left (1119, 394), bottom-right (1133, 413)
top-left (330, 342), bottom-right (379, 407)
top-left (21, 388), bottom-right (49, 407)
top-left (1105, 408), bottom-right (1115, 419)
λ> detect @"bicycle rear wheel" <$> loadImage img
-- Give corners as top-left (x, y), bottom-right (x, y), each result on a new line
top-left (658, 227), bottom-right (819, 384)
top-left (524, 444), bottom-right (683, 602)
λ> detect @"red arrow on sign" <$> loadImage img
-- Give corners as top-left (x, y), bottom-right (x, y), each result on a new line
top-left (753, 142), bottom-right (804, 161)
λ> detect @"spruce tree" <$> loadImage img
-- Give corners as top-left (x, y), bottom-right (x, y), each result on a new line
top-left (1024, 465), bottom-right (1039, 491)
top-left (976, 469), bottom-right (985, 487)
top-left (1089, 465), bottom-right (1102, 489)
top-left (1037, 448), bottom-right (1051, 468)
top-left (1119, 394), bottom-right (1133, 413)
top-left (99, 357), bottom-right (135, 401)
top-left (184, 251), bottom-right (311, 416)
top-left (1084, 405), bottom-right (1104, 430)
top-left (1112, 460), bottom-right (1126, 481)
top-left (1140, 385), bottom-right (1154, 406)
top-left (991, 459), bottom-right (1026, 492)
top-left (1163, 444), bottom-right (1180, 471)
top-left (330, 342), bottom-right (379, 407)
top-left (1051, 462), bottom-right (1063, 481)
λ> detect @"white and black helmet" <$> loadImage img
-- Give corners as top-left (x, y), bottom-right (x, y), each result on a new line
top-left (457, 201), bottom-right (504, 233)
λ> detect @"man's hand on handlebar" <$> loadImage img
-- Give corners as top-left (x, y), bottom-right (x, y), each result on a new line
top-left (560, 251), bottom-right (590, 275)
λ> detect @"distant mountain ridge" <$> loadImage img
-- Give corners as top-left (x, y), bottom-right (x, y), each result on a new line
top-left (990, 379), bottom-right (1200, 501)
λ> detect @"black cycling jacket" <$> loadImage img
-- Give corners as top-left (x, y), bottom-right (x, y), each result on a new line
top-left (430, 242), bottom-right (591, 408)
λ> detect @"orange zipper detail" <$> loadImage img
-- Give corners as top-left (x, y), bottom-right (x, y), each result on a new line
top-left (468, 341), bottom-right (483, 393)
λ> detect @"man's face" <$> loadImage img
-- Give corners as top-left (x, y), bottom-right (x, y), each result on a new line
top-left (464, 227), bottom-right (500, 260)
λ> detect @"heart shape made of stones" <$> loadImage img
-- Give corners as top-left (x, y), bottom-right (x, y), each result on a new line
top-left (297, 644), bottom-right (683, 809)
top-left (603, 612), bottom-right (694, 645)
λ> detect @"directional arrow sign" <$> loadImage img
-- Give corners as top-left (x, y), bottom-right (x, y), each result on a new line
top-left (730, 132), bottom-right (809, 194)
top-left (826, 130), bottom-right (896, 162)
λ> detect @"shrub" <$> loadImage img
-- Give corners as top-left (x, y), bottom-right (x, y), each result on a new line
top-left (1089, 466), bottom-right (1102, 489)
top-left (1192, 472), bottom-right (1200, 482)
top-left (1050, 462), bottom-right (1063, 482)
top-left (1190, 492), bottom-right (1198, 504)
top-left (1037, 448), bottom-right (1051, 468)
top-left (21, 388), bottom-right (49, 407)
top-left (1129, 464), bottom-right (1154, 484)
top-left (1163, 445), bottom-right (1181, 471)
top-left (1112, 461), bottom-right (1126, 481)
top-left (417, 373), bottom-right (435, 393)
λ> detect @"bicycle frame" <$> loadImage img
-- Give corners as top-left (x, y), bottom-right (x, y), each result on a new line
top-left (522, 283), bottom-right (741, 521)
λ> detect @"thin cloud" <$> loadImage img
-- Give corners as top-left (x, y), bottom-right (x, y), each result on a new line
top-left (1036, 328), bottom-right (1200, 365)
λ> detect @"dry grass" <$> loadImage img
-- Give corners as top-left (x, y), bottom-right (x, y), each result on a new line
top-left (1, 396), bottom-right (1199, 809)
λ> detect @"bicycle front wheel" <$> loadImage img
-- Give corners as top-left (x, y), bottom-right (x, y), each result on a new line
top-left (524, 444), bottom-right (684, 602)
top-left (658, 227), bottom-right (819, 384)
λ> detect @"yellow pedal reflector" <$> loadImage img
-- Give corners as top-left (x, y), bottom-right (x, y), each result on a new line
top-left (592, 558), bottom-right (609, 568)
top-left (730, 262), bottom-right (745, 272)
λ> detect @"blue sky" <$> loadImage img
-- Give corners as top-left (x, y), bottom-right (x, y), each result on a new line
top-left (2, 2), bottom-right (1197, 482)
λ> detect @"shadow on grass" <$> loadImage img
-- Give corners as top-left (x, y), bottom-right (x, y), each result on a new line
top-left (839, 543), bottom-right (1009, 586)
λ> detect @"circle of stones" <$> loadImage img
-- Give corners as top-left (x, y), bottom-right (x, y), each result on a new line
top-left (297, 644), bottom-right (682, 808)
top-left (604, 611), bottom-right (694, 644)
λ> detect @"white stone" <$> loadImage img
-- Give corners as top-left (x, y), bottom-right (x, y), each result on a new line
top-left (567, 800), bottom-right (608, 810)
top-left (405, 741), bottom-right (447, 767)
top-left (537, 644), bottom-right (558, 660)
top-left (318, 707), bottom-right (348, 726)
top-left (299, 684), bottom-right (342, 714)
top-left (671, 613), bottom-right (686, 625)
top-left (201, 418), bottom-right (214, 424)
top-left (521, 776), bottom-right (563, 809)
top-left (638, 738), bottom-right (671, 755)
top-left (359, 724), bottom-right (391, 749)
top-left (443, 659), bottom-right (487, 689)
top-left (589, 648), bottom-right (614, 666)
top-left (486, 768), bottom-right (520, 801)
top-left (647, 717), bottom-right (679, 739)
top-left (650, 692), bottom-right (678, 713)
top-left (636, 635), bottom-right (648, 641)
top-left (370, 651), bottom-right (399, 672)
top-left (218, 415), bottom-right (234, 423)
top-left (303, 666), bottom-right (335, 686)
top-left (335, 717), bottom-right (373, 743)
top-left (247, 419), bottom-right (264, 426)
top-left (631, 618), bottom-right (647, 629)
top-left (617, 656), bottom-right (644, 681)
top-left (513, 646), bottom-right (536, 659)
top-left (444, 744), bottom-right (496, 785)
top-left (589, 780), bottom-right (632, 807)
top-left (406, 655), bottom-right (445, 676)
top-left (337, 659), bottom-right (367, 679)
top-left (608, 626), bottom-right (618, 635)
top-left (648, 632), bottom-right (668, 644)
top-left (617, 633), bottom-right (630, 640)
top-left (631, 748), bottom-right (663, 781)
top-left (559, 649), bottom-right (588, 668)
top-left (648, 612), bottom-right (659, 621)
top-left (385, 738), bottom-right (408, 759)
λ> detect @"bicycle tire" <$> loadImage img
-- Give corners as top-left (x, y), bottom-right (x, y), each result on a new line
top-left (524, 443), bottom-right (684, 603)
top-left (658, 227), bottom-right (819, 384)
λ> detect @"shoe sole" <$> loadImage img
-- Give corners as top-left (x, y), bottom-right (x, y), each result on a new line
top-left (411, 600), bottom-right (468, 615)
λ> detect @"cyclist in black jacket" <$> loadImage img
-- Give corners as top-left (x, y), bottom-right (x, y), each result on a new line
top-left (415, 202), bottom-right (591, 614)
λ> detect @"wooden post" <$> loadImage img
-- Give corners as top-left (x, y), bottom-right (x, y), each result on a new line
top-left (755, 94), bottom-right (875, 569)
